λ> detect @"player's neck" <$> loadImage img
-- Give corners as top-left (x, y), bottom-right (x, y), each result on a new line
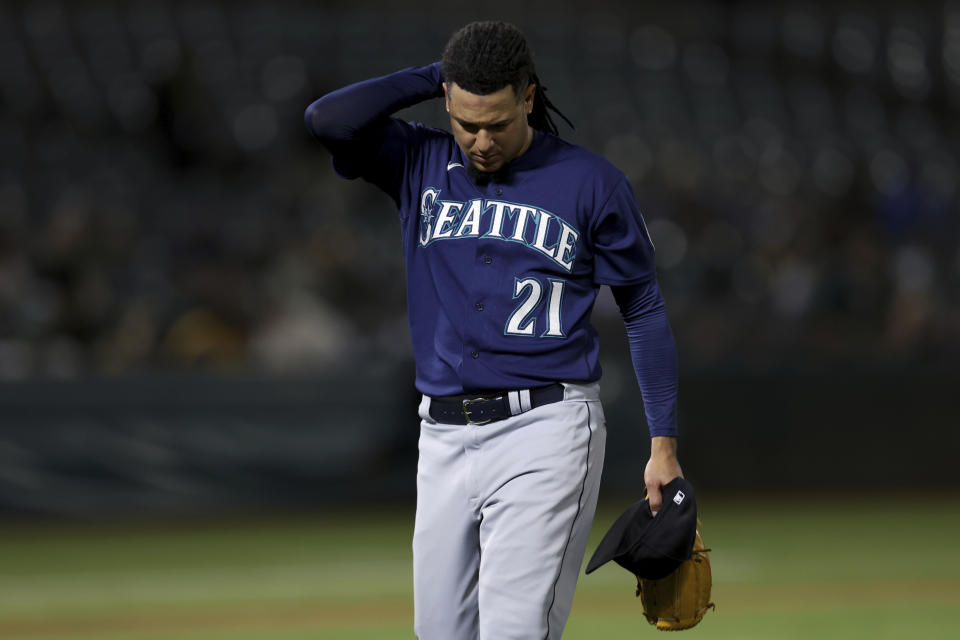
top-left (516, 124), bottom-right (534, 159)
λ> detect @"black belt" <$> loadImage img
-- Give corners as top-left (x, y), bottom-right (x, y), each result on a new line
top-left (428, 383), bottom-right (565, 425)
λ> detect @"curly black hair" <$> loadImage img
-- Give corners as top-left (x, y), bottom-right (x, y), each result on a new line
top-left (441, 21), bottom-right (573, 135)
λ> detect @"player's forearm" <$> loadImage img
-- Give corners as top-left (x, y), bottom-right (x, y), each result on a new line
top-left (611, 280), bottom-right (679, 437)
top-left (650, 435), bottom-right (678, 460)
top-left (304, 63), bottom-right (444, 146)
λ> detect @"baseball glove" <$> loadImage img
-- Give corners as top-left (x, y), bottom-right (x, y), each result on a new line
top-left (636, 530), bottom-right (714, 631)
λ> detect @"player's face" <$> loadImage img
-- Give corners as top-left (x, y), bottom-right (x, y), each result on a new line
top-left (444, 82), bottom-right (535, 173)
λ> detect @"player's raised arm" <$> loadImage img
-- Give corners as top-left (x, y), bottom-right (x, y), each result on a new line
top-left (304, 63), bottom-right (446, 203)
top-left (303, 63), bottom-right (444, 149)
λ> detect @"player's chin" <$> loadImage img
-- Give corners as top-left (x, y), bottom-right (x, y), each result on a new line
top-left (471, 155), bottom-right (503, 172)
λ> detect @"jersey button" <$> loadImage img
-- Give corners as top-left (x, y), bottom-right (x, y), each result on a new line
top-left (471, 350), bottom-right (479, 359)
top-left (495, 188), bottom-right (503, 195)
top-left (475, 303), bottom-right (483, 311)
top-left (483, 256), bottom-right (492, 264)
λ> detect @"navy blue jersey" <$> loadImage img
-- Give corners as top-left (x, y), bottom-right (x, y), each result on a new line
top-left (306, 63), bottom-right (679, 435)
top-left (335, 122), bottom-right (656, 396)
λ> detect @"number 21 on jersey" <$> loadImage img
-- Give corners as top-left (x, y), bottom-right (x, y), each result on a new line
top-left (505, 277), bottom-right (566, 338)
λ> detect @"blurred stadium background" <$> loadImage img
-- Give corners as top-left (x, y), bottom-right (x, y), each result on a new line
top-left (0, 0), bottom-right (958, 637)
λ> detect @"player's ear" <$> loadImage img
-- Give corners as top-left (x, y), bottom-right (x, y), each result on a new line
top-left (524, 83), bottom-right (536, 114)
top-left (443, 82), bottom-right (450, 112)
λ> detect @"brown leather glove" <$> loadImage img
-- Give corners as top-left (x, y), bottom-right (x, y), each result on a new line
top-left (637, 530), bottom-right (715, 631)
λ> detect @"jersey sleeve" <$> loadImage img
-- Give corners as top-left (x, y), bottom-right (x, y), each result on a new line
top-left (590, 177), bottom-right (657, 286)
top-left (611, 281), bottom-right (679, 437)
top-left (329, 119), bottom-right (422, 207)
top-left (304, 63), bottom-right (445, 208)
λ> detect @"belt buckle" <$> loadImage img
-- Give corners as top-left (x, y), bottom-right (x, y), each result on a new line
top-left (462, 397), bottom-right (492, 425)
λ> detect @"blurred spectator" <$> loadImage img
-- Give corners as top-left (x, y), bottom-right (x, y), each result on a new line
top-left (0, 0), bottom-right (957, 381)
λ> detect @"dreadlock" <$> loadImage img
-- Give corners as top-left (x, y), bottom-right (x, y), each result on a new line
top-left (441, 21), bottom-right (574, 135)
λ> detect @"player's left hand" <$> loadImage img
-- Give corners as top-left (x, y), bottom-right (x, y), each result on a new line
top-left (644, 436), bottom-right (683, 515)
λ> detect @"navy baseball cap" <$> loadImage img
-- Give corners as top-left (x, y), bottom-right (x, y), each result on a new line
top-left (585, 477), bottom-right (697, 579)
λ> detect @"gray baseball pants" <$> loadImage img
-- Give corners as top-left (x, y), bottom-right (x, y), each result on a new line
top-left (413, 381), bottom-right (606, 640)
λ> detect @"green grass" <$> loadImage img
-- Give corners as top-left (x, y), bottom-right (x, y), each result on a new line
top-left (1, 494), bottom-right (958, 639)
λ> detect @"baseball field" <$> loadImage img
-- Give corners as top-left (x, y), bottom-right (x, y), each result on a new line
top-left (1, 493), bottom-right (958, 640)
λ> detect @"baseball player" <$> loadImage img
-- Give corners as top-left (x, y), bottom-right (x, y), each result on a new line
top-left (305, 21), bottom-right (683, 640)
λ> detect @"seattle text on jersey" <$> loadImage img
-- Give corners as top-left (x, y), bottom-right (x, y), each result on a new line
top-left (418, 187), bottom-right (580, 272)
